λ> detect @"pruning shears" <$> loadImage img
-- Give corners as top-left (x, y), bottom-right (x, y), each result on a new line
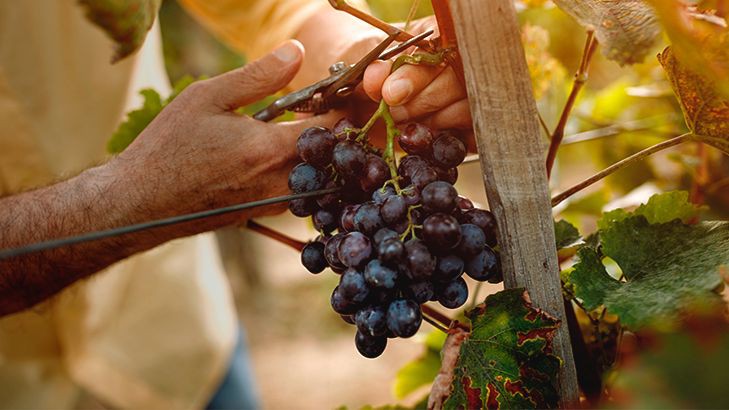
top-left (253, 29), bottom-right (434, 122)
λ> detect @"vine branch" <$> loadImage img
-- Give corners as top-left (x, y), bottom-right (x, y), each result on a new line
top-left (246, 220), bottom-right (306, 251)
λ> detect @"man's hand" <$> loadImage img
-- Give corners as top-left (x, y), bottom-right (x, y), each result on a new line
top-left (0, 41), bottom-right (336, 317)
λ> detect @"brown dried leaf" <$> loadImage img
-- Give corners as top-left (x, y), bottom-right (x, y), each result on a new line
top-left (427, 326), bottom-right (469, 410)
top-left (552, 0), bottom-right (662, 65)
top-left (658, 47), bottom-right (729, 153)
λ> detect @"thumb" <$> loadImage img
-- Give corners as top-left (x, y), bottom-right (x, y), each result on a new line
top-left (203, 41), bottom-right (304, 111)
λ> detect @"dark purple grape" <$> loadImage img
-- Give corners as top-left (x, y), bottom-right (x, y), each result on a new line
top-left (457, 196), bottom-right (474, 211)
top-left (324, 233), bottom-right (347, 271)
top-left (401, 186), bottom-right (421, 206)
top-left (296, 127), bottom-right (337, 169)
top-left (340, 182), bottom-right (369, 204)
top-left (316, 181), bottom-right (342, 210)
top-left (410, 207), bottom-right (425, 225)
top-left (456, 224), bottom-right (486, 258)
top-left (434, 254), bottom-right (465, 282)
top-left (404, 239), bottom-right (436, 280)
top-left (372, 185), bottom-right (396, 205)
top-left (355, 305), bottom-right (388, 337)
top-left (331, 285), bottom-right (358, 315)
top-left (432, 133), bottom-right (466, 168)
top-left (288, 163), bottom-right (327, 194)
top-left (404, 281), bottom-right (435, 304)
top-left (460, 209), bottom-right (498, 246)
top-left (339, 204), bottom-right (359, 232)
top-left (340, 314), bottom-right (355, 325)
top-left (381, 195), bottom-right (407, 225)
top-left (289, 197), bottom-right (317, 217)
top-left (410, 166), bottom-right (439, 190)
top-left (333, 118), bottom-right (358, 140)
top-left (434, 166), bottom-right (458, 184)
top-left (355, 331), bottom-right (387, 358)
top-left (332, 141), bottom-right (367, 179)
top-left (437, 277), bottom-right (468, 309)
top-left (301, 241), bottom-right (327, 274)
top-left (422, 213), bottom-right (462, 250)
top-left (373, 228), bottom-right (399, 246)
top-left (391, 219), bottom-right (409, 235)
top-left (361, 154), bottom-right (389, 193)
top-left (368, 288), bottom-right (397, 305)
top-left (422, 181), bottom-right (458, 214)
top-left (378, 238), bottom-right (405, 265)
top-left (313, 209), bottom-right (338, 234)
top-left (398, 155), bottom-right (428, 182)
top-left (364, 259), bottom-right (398, 290)
top-left (387, 298), bottom-right (422, 338)
top-left (338, 232), bottom-right (372, 268)
top-left (465, 247), bottom-right (500, 281)
top-left (354, 202), bottom-right (385, 236)
top-left (339, 268), bottom-right (370, 303)
top-left (398, 123), bottom-right (434, 157)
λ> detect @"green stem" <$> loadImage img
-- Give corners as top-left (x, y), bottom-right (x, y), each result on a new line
top-left (379, 100), bottom-right (402, 193)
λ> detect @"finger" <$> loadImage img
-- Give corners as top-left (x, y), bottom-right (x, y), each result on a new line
top-left (421, 99), bottom-right (473, 130)
top-left (363, 60), bottom-right (392, 102)
top-left (389, 66), bottom-right (466, 122)
top-left (198, 41), bottom-right (305, 111)
top-left (382, 63), bottom-right (444, 106)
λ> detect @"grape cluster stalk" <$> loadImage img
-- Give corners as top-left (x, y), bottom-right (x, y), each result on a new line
top-left (288, 114), bottom-right (502, 358)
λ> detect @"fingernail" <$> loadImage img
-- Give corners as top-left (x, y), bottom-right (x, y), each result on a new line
top-left (386, 79), bottom-right (413, 104)
top-left (273, 41), bottom-right (301, 63)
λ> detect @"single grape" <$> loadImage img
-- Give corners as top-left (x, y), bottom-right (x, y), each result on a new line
top-left (316, 180), bottom-right (342, 210)
top-left (398, 155), bottom-right (428, 183)
top-left (313, 209), bottom-right (338, 234)
top-left (421, 181), bottom-right (458, 214)
top-left (404, 281), bottom-right (435, 304)
top-left (378, 238), bottom-right (405, 265)
top-left (410, 166), bottom-right (439, 190)
top-left (338, 232), bottom-right (372, 268)
top-left (431, 133), bottom-right (466, 168)
top-left (433, 254), bottom-right (465, 282)
top-left (339, 204), bottom-right (359, 232)
top-left (434, 166), bottom-right (458, 185)
top-left (361, 155), bottom-right (389, 193)
top-left (404, 239), bottom-right (436, 280)
top-left (339, 268), bottom-right (370, 303)
top-left (437, 277), bottom-right (468, 309)
top-left (324, 233), bottom-right (347, 271)
top-left (387, 298), bottom-right (422, 338)
top-left (289, 197), bottom-right (317, 217)
top-left (288, 163), bottom-right (327, 194)
top-left (398, 123), bottom-right (434, 157)
top-left (364, 259), bottom-right (398, 290)
top-left (333, 117), bottom-right (358, 140)
top-left (301, 241), bottom-right (327, 274)
top-left (401, 185), bottom-right (421, 206)
top-left (455, 223), bottom-right (487, 258)
top-left (373, 228), bottom-right (399, 246)
top-left (355, 330), bottom-right (387, 358)
top-left (340, 314), bottom-right (355, 325)
top-left (460, 209), bottom-right (498, 246)
top-left (296, 126), bottom-right (337, 169)
top-left (331, 285), bottom-right (358, 315)
top-left (465, 246), bottom-right (500, 281)
top-left (422, 213), bottom-right (462, 250)
top-left (381, 195), bottom-right (407, 225)
top-left (354, 202), bottom-right (385, 236)
top-left (355, 305), bottom-right (388, 337)
top-left (372, 185), bottom-right (396, 205)
top-left (332, 140), bottom-right (368, 179)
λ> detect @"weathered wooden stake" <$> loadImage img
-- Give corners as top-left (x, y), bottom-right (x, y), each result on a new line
top-left (450, 0), bottom-right (580, 405)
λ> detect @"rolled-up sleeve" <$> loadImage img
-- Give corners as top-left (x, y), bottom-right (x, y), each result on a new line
top-left (178, 0), bottom-right (370, 60)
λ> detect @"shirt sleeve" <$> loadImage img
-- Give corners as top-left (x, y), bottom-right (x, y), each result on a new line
top-left (177, 0), bottom-right (370, 61)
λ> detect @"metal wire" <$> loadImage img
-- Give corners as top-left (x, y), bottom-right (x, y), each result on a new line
top-left (0, 187), bottom-right (340, 260)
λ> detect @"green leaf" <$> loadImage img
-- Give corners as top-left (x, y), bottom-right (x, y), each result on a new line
top-left (552, 0), bottom-right (661, 65)
top-left (79, 0), bottom-right (161, 62)
top-left (392, 330), bottom-right (444, 399)
top-left (554, 220), bottom-right (580, 250)
top-left (598, 190), bottom-right (703, 230)
top-left (107, 76), bottom-right (200, 154)
top-left (444, 289), bottom-right (561, 409)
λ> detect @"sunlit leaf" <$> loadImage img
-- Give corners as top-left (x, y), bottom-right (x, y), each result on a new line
top-left (552, 0), bottom-right (662, 65)
top-left (598, 190), bottom-right (704, 229)
top-left (522, 24), bottom-right (567, 101)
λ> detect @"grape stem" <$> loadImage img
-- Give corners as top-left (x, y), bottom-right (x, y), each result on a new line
top-left (359, 100), bottom-right (403, 193)
top-left (422, 304), bottom-right (470, 331)
top-left (551, 133), bottom-right (693, 207)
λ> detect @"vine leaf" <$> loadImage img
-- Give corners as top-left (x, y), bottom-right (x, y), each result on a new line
top-left (658, 46), bottom-right (729, 153)
top-left (79, 0), bottom-right (161, 62)
top-left (443, 289), bottom-right (561, 410)
top-left (551, 0), bottom-right (661, 65)
top-left (566, 192), bottom-right (729, 329)
top-left (393, 331), bottom-right (445, 399)
top-left (554, 220), bottom-right (580, 250)
top-left (598, 190), bottom-right (704, 229)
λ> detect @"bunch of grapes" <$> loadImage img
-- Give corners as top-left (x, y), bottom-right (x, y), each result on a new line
top-left (288, 119), bottom-right (502, 358)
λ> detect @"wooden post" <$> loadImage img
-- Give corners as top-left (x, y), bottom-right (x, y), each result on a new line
top-left (450, 0), bottom-right (580, 405)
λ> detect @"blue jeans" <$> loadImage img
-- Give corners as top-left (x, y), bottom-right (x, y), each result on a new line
top-left (206, 328), bottom-right (260, 410)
